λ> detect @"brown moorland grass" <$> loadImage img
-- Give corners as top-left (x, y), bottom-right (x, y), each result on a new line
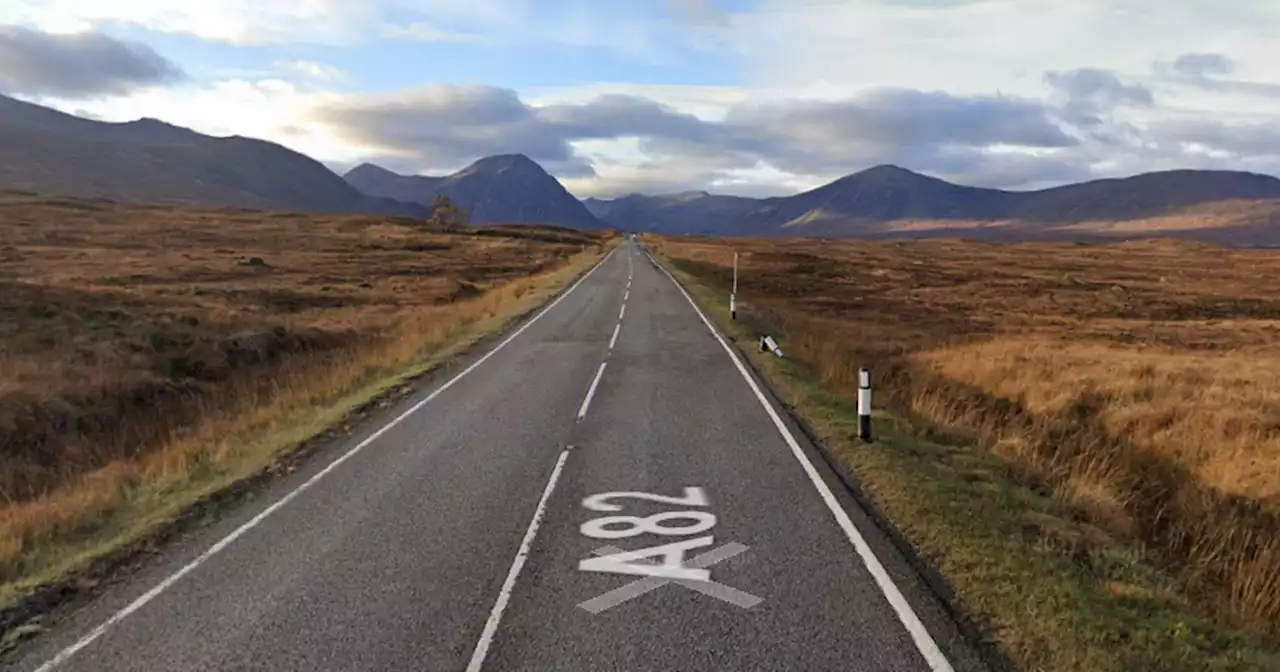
top-left (0, 190), bottom-right (611, 609)
top-left (651, 234), bottom-right (1280, 669)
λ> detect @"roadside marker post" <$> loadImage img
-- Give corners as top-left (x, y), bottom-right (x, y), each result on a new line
top-left (730, 252), bottom-right (739, 320)
top-left (858, 368), bottom-right (873, 442)
top-left (759, 335), bottom-right (783, 357)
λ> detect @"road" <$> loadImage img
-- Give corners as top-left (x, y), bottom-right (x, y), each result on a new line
top-left (6, 240), bottom-right (987, 672)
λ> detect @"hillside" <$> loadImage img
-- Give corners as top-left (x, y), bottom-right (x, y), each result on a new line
top-left (590, 164), bottom-right (1280, 242)
top-left (344, 155), bottom-right (604, 229)
top-left (584, 191), bottom-right (762, 235)
top-left (0, 94), bottom-right (425, 217)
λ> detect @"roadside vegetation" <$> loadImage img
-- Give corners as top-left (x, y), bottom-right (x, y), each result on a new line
top-left (0, 190), bottom-right (611, 615)
top-left (649, 234), bottom-right (1280, 671)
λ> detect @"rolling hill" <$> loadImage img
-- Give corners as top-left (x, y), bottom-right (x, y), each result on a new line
top-left (344, 155), bottom-right (604, 229)
top-left (0, 94), bottom-right (425, 217)
top-left (588, 164), bottom-right (1280, 243)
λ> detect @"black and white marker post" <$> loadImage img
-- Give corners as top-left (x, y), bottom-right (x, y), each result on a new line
top-left (858, 368), bottom-right (873, 442)
top-left (730, 251), bottom-right (738, 320)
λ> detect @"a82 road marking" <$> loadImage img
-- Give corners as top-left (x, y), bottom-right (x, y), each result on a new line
top-left (578, 487), bottom-right (717, 581)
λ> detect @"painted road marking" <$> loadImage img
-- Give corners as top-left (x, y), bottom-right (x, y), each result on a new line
top-left (609, 323), bottom-right (621, 350)
top-left (577, 361), bottom-right (608, 420)
top-left (618, 304), bottom-right (626, 321)
top-left (646, 251), bottom-right (955, 672)
top-left (624, 289), bottom-right (629, 301)
top-left (465, 446), bottom-right (573, 672)
top-left (576, 487), bottom-right (762, 613)
top-left (579, 543), bottom-right (762, 613)
top-left (28, 248), bottom-right (619, 672)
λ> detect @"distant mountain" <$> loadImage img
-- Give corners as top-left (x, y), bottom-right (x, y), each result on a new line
top-left (586, 164), bottom-right (1280, 241)
top-left (0, 94), bottom-right (425, 217)
top-left (344, 155), bottom-right (604, 229)
top-left (583, 191), bottom-right (764, 236)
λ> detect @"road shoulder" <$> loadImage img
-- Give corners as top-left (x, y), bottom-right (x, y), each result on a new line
top-left (646, 241), bottom-right (1280, 672)
top-left (639, 246), bottom-right (994, 672)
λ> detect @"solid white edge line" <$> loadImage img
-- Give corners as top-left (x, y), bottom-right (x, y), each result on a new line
top-left (464, 445), bottom-right (572, 672)
top-left (609, 322), bottom-right (621, 350)
top-left (577, 361), bottom-right (608, 420)
top-left (644, 251), bottom-right (956, 672)
top-left (30, 247), bottom-right (618, 672)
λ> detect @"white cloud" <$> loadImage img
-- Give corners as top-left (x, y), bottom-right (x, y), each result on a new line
top-left (383, 22), bottom-right (489, 44)
top-left (1, 0), bottom-right (690, 57)
top-left (11, 0), bottom-right (1280, 198)
top-left (274, 59), bottom-right (347, 82)
top-left (39, 77), bottom-right (377, 164)
top-left (2, 0), bottom-right (376, 45)
top-left (731, 0), bottom-right (1280, 97)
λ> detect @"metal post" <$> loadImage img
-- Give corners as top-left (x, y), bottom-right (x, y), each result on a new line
top-left (858, 368), bottom-right (873, 442)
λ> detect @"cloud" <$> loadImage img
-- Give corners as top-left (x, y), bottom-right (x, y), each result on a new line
top-left (1172, 53), bottom-right (1237, 78)
top-left (274, 59), bottom-right (347, 82)
top-left (383, 22), bottom-right (489, 44)
top-left (4, 0), bottom-right (379, 45)
top-left (310, 84), bottom-right (575, 170)
top-left (1045, 68), bottom-right (1155, 109)
top-left (305, 82), bottom-right (1083, 195)
top-left (4, 0), bottom-right (699, 61)
top-left (0, 25), bottom-right (185, 98)
top-left (1151, 118), bottom-right (1280, 159)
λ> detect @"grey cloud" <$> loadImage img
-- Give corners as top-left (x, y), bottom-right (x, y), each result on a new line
top-left (921, 148), bottom-right (1095, 191)
top-left (1172, 53), bottom-right (1236, 77)
top-left (313, 85), bottom-right (575, 168)
top-left (1153, 53), bottom-right (1280, 99)
top-left (1151, 118), bottom-right (1280, 158)
top-left (1044, 68), bottom-right (1154, 146)
top-left (729, 89), bottom-right (1075, 151)
top-left (313, 77), bottom-right (1278, 197)
top-left (1045, 68), bottom-right (1155, 110)
top-left (0, 25), bottom-right (185, 98)
top-left (539, 94), bottom-right (713, 141)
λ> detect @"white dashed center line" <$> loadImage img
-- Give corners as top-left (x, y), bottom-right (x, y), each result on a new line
top-left (577, 362), bottom-right (608, 420)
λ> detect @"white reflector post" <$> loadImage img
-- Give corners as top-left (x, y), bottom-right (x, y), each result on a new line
top-left (858, 368), bottom-right (872, 442)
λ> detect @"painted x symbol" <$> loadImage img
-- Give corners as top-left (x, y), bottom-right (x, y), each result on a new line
top-left (577, 542), bottom-right (765, 614)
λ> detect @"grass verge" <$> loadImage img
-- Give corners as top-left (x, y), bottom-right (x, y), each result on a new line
top-left (654, 246), bottom-right (1280, 672)
top-left (0, 244), bottom-right (611, 655)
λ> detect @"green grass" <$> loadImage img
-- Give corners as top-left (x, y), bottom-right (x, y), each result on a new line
top-left (659, 251), bottom-right (1280, 672)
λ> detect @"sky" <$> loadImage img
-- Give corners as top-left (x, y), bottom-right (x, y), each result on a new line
top-left (1, 0), bottom-right (1279, 198)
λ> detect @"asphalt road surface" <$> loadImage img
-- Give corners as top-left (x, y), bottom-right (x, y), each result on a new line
top-left (6, 241), bottom-right (989, 672)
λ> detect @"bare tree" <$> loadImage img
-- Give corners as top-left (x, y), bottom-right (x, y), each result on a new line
top-left (428, 195), bottom-right (469, 227)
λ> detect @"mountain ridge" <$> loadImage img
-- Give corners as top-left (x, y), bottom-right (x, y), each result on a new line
top-left (343, 155), bottom-right (604, 229)
top-left (0, 93), bottom-right (427, 218)
top-left (585, 163), bottom-right (1280, 241)
top-left (3, 92), bottom-right (1280, 241)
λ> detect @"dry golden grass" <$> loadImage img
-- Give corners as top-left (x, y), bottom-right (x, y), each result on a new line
top-left (860, 199), bottom-right (1280, 245)
top-left (653, 235), bottom-right (1280, 644)
top-left (0, 190), bottom-right (610, 602)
